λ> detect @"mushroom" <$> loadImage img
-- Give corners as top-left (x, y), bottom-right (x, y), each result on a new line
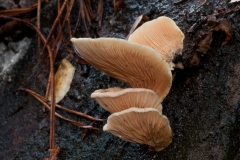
top-left (91, 87), bottom-right (162, 113)
top-left (103, 107), bottom-right (172, 152)
top-left (48, 59), bottom-right (76, 103)
top-left (128, 16), bottom-right (184, 67)
top-left (71, 38), bottom-right (172, 101)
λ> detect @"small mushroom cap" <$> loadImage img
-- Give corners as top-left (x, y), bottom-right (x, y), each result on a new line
top-left (48, 59), bottom-right (76, 103)
top-left (128, 16), bottom-right (184, 62)
top-left (103, 107), bottom-right (172, 152)
top-left (91, 87), bottom-right (162, 113)
top-left (71, 38), bottom-right (172, 101)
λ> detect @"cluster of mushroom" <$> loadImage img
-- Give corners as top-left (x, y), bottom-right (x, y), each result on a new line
top-left (71, 16), bottom-right (184, 151)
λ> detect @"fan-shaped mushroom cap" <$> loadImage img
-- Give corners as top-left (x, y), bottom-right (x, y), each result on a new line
top-left (71, 38), bottom-right (172, 101)
top-left (128, 16), bottom-right (184, 62)
top-left (103, 107), bottom-right (172, 152)
top-left (91, 87), bottom-right (162, 113)
top-left (48, 59), bottom-right (76, 103)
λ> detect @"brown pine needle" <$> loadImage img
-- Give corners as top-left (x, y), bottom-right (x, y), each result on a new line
top-left (4, 16), bottom-right (46, 43)
top-left (20, 88), bottom-right (99, 130)
top-left (56, 104), bottom-right (105, 122)
top-left (83, 1), bottom-right (92, 25)
top-left (97, 0), bottom-right (104, 27)
top-left (125, 14), bottom-right (143, 40)
top-left (67, 17), bottom-right (73, 38)
top-left (50, 0), bottom-right (75, 61)
top-left (37, 0), bottom-right (42, 53)
top-left (0, 0), bottom-right (48, 17)
top-left (20, 88), bottom-right (104, 122)
top-left (84, 0), bottom-right (95, 19)
top-left (53, 33), bottom-right (64, 61)
top-left (80, 0), bottom-right (91, 37)
top-left (73, 2), bottom-right (82, 36)
top-left (40, 0), bottom-right (68, 57)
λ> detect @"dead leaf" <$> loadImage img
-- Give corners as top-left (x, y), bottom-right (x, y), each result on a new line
top-left (48, 59), bottom-right (76, 103)
top-left (207, 16), bottom-right (233, 45)
top-left (197, 31), bottom-right (213, 54)
top-left (214, 19), bottom-right (232, 45)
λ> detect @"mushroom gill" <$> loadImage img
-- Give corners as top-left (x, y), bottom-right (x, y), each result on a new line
top-left (91, 87), bottom-right (162, 113)
top-left (103, 107), bottom-right (172, 152)
top-left (71, 37), bottom-right (172, 101)
top-left (128, 16), bottom-right (185, 63)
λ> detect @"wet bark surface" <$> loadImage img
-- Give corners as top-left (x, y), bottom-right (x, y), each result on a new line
top-left (0, 0), bottom-right (240, 159)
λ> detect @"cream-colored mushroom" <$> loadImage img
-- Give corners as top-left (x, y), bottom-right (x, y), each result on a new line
top-left (128, 16), bottom-right (184, 63)
top-left (71, 38), bottom-right (172, 101)
top-left (48, 59), bottom-right (76, 103)
top-left (103, 107), bottom-right (172, 152)
top-left (91, 87), bottom-right (162, 113)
